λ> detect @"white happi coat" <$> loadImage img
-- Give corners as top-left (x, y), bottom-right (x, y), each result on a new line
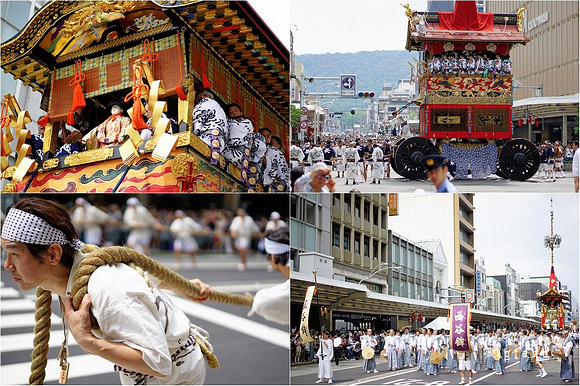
top-left (192, 98), bottom-right (227, 151)
top-left (124, 205), bottom-right (157, 253)
top-left (247, 279), bottom-right (289, 325)
top-left (72, 204), bottom-right (111, 246)
top-left (67, 254), bottom-right (206, 384)
top-left (344, 147), bottom-right (360, 179)
top-left (229, 214), bottom-right (259, 250)
top-left (263, 146), bottom-right (290, 191)
top-left (289, 144), bottom-right (305, 169)
top-left (223, 118), bottom-right (266, 166)
top-left (371, 147), bottom-right (384, 179)
top-left (307, 146), bottom-right (324, 167)
top-left (317, 338), bottom-right (334, 379)
top-left (170, 216), bottom-right (202, 253)
top-left (334, 145), bottom-right (346, 172)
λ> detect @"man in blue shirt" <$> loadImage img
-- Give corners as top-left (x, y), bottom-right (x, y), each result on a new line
top-left (421, 154), bottom-right (458, 193)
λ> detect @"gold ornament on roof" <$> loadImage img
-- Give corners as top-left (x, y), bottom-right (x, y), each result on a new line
top-left (61, 1), bottom-right (139, 38)
top-left (516, 6), bottom-right (527, 32)
top-left (402, 3), bottom-right (413, 23)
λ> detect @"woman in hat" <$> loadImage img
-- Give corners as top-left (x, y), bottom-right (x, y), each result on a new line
top-left (316, 331), bottom-right (334, 384)
top-left (1, 197), bottom-right (212, 384)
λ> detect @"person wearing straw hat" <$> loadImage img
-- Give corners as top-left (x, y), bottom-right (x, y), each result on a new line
top-left (1, 197), bottom-right (213, 384)
top-left (361, 328), bottom-right (379, 374)
top-left (316, 331), bottom-right (334, 384)
top-left (424, 328), bottom-right (440, 376)
top-left (559, 330), bottom-right (576, 382)
top-left (519, 329), bottom-right (533, 372)
top-left (493, 330), bottom-right (506, 375)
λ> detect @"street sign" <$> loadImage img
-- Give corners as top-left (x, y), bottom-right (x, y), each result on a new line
top-left (300, 106), bottom-right (308, 115)
top-left (465, 289), bottom-right (475, 303)
top-left (329, 113), bottom-right (334, 118)
top-left (340, 74), bottom-right (356, 97)
top-left (299, 121), bottom-right (308, 129)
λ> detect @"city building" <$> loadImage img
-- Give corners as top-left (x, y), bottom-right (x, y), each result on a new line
top-left (290, 193), bottom-right (331, 266)
top-left (487, 263), bottom-right (521, 317)
top-left (474, 257), bottom-right (488, 311)
top-left (486, 277), bottom-right (506, 314)
top-left (485, 0), bottom-right (579, 144)
top-left (388, 193), bottom-right (476, 291)
top-left (416, 239), bottom-right (449, 304)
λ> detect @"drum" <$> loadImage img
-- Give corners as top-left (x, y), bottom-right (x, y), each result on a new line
top-left (430, 351), bottom-right (443, 365)
top-left (362, 346), bottom-right (375, 360)
top-left (552, 350), bottom-right (567, 359)
top-left (492, 347), bottom-right (501, 361)
top-left (380, 349), bottom-right (389, 362)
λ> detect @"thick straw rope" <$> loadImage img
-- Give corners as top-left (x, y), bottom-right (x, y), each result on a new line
top-left (30, 245), bottom-right (254, 384)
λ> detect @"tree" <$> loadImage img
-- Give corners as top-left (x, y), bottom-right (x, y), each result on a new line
top-left (290, 104), bottom-right (302, 129)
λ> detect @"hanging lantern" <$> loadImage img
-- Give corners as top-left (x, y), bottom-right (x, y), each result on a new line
top-left (535, 119), bottom-right (540, 127)
top-left (528, 116), bottom-right (533, 124)
top-left (518, 119), bottom-right (523, 126)
top-left (418, 315), bottom-right (423, 322)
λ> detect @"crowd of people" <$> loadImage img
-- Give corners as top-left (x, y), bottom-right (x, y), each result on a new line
top-left (66, 197), bottom-right (288, 271)
top-left (292, 326), bottom-right (578, 384)
top-left (25, 88), bottom-right (289, 192)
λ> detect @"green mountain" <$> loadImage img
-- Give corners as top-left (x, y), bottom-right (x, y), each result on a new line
top-left (296, 50), bottom-right (420, 112)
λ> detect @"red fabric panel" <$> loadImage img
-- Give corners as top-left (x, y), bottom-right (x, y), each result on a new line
top-left (438, 1), bottom-right (494, 31)
top-left (50, 76), bottom-right (74, 119)
top-left (213, 68), bottom-right (227, 98)
top-left (107, 62), bottom-right (122, 88)
top-left (84, 67), bottom-right (100, 94)
top-left (154, 46), bottom-right (182, 91)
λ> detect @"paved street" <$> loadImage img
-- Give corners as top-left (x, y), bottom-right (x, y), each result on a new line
top-left (1, 251), bottom-right (289, 385)
top-left (332, 170), bottom-right (576, 193)
top-left (291, 351), bottom-right (579, 385)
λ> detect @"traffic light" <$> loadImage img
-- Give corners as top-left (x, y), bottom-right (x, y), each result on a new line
top-left (357, 91), bottom-right (375, 98)
top-left (350, 110), bottom-right (355, 115)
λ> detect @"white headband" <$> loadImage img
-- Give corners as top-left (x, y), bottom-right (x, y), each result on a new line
top-left (2, 208), bottom-right (83, 251)
top-left (264, 237), bottom-right (289, 255)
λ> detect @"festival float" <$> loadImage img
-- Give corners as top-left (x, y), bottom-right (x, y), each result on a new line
top-left (1, 1), bottom-right (288, 192)
top-left (395, 1), bottom-right (540, 180)
top-left (537, 198), bottom-right (568, 330)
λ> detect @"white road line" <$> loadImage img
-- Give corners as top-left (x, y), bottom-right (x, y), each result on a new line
top-left (1, 354), bottom-right (113, 385)
top-left (471, 361), bottom-right (519, 383)
top-left (1, 331), bottom-right (80, 352)
top-left (210, 282), bottom-right (281, 293)
top-left (0, 312), bottom-right (62, 329)
top-left (1, 298), bottom-right (36, 312)
top-left (356, 368), bottom-right (418, 384)
top-left (1, 286), bottom-right (21, 298)
top-left (167, 293), bottom-right (288, 348)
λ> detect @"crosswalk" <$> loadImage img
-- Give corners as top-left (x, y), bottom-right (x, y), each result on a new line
top-left (1, 280), bottom-right (288, 384)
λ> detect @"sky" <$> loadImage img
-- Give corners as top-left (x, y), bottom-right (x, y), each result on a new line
top-left (473, 194), bottom-right (579, 298)
top-left (248, 0), bottom-right (291, 50)
top-left (292, 0), bottom-right (428, 55)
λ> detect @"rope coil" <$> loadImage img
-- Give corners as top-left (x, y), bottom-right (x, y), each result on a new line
top-left (30, 245), bottom-right (254, 384)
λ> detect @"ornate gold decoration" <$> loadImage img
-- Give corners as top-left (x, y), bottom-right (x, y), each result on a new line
top-left (2, 182), bottom-right (17, 192)
top-left (176, 131), bottom-right (193, 147)
top-left (172, 153), bottom-right (199, 178)
top-left (190, 135), bottom-right (211, 158)
top-left (516, 6), bottom-right (527, 32)
top-left (486, 43), bottom-right (497, 52)
top-left (443, 42), bottom-right (455, 52)
top-left (228, 163), bottom-right (242, 180)
top-left (3, 166), bottom-right (16, 179)
top-left (60, 1), bottom-right (139, 38)
top-left (42, 158), bottom-right (60, 170)
top-left (64, 147), bottom-right (115, 166)
top-left (465, 43), bottom-right (475, 51)
top-left (402, 3), bottom-right (413, 23)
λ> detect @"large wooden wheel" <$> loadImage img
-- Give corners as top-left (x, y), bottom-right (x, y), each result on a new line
top-left (393, 137), bottom-right (437, 180)
top-left (497, 138), bottom-right (539, 181)
top-left (389, 137), bottom-right (406, 176)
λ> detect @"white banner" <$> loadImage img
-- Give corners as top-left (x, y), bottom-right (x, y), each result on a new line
top-left (299, 286), bottom-right (316, 343)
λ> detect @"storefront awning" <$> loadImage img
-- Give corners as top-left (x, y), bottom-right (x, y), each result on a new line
top-left (512, 94), bottom-right (579, 119)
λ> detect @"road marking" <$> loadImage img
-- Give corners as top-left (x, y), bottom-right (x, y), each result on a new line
top-left (1, 331), bottom-right (80, 352)
top-left (471, 361), bottom-right (519, 383)
top-left (1, 312), bottom-right (63, 329)
top-left (1, 298), bottom-right (36, 312)
top-left (167, 292), bottom-right (288, 349)
top-left (356, 367), bottom-right (418, 384)
top-left (1, 354), bottom-right (113, 385)
top-left (1, 286), bottom-right (21, 298)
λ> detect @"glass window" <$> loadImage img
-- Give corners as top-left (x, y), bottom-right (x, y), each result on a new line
top-left (422, 285), bottom-right (427, 299)
top-left (460, 250), bottom-right (470, 265)
top-left (393, 242), bottom-right (399, 264)
top-left (409, 251), bottom-right (414, 269)
top-left (344, 227), bottom-right (351, 250)
top-left (333, 194), bottom-right (341, 209)
top-left (354, 197), bottom-right (361, 217)
top-left (381, 210), bottom-right (387, 229)
top-left (364, 202), bottom-right (370, 222)
top-left (373, 206), bottom-right (379, 226)
top-left (373, 240), bottom-right (378, 260)
top-left (332, 223), bottom-right (340, 247)
top-left (381, 242), bottom-right (387, 262)
top-left (354, 232), bottom-right (360, 254)
top-left (401, 280), bottom-right (407, 297)
top-left (428, 286), bottom-right (433, 301)
top-left (416, 253), bottom-right (421, 272)
top-left (409, 282), bottom-right (415, 299)
top-left (401, 248), bottom-right (407, 274)
top-left (344, 196), bottom-right (351, 212)
top-left (304, 224), bottom-right (316, 251)
top-left (305, 201), bottom-right (316, 225)
top-left (393, 277), bottom-right (399, 296)
top-left (460, 228), bottom-right (471, 243)
top-left (428, 258), bottom-right (433, 277)
top-left (363, 236), bottom-right (369, 257)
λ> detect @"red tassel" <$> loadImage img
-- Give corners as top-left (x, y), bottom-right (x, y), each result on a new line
top-left (38, 114), bottom-right (49, 126)
top-left (176, 84), bottom-right (187, 100)
top-left (131, 100), bottom-right (148, 131)
top-left (67, 111), bottom-right (75, 126)
top-left (71, 83), bottom-right (86, 111)
top-left (201, 73), bottom-right (213, 89)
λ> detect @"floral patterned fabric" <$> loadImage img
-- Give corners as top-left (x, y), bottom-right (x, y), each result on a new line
top-left (441, 142), bottom-right (497, 180)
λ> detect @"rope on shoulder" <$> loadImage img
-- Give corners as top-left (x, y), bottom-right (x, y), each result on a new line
top-left (30, 245), bottom-right (254, 384)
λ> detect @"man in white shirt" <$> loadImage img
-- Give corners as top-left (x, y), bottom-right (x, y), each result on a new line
top-left (230, 208), bottom-right (260, 271)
